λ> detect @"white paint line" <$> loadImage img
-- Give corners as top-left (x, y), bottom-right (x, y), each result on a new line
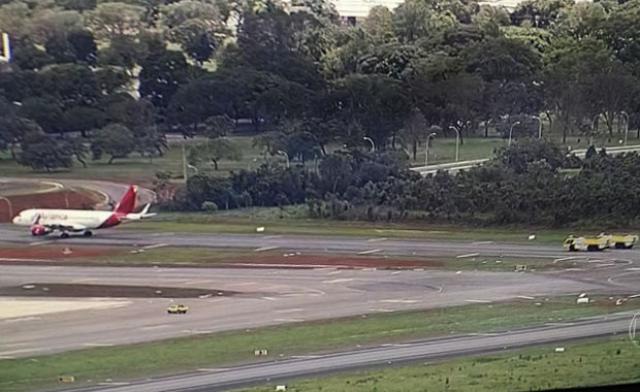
top-left (290, 355), bottom-right (323, 359)
top-left (197, 368), bottom-right (228, 372)
top-left (274, 318), bottom-right (304, 323)
top-left (275, 308), bottom-right (303, 314)
top-left (367, 237), bottom-right (388, 243)
top-left (465, 299), bottom-right (492, 303)
top-left (370, 308), bottom-right (394, 312)
top-left (0, 356), bottom-right (15, 359)
top-left (628, 294), bottom-right (640, 298)
top-left (322, 278), bottom-right (354, 284)
top-left (2, 316), bottom-right (41, 323)
top-left (626, 267), bottom-right (640, 271)
top-left (142, 243), bottom-right (168, 250)
top-left (140, 324), bottom-right (170, 331)
top-left (456, 253), bottom-right (479, 259)
top-left (28, 241), bottom-right (49, 247)
top-left (517, 296), bottom-right (535, 300)
top-left (380, 299), bottom-right (419, 304)
top-left (83, 343), bottom-right (113, 347)
top-left (546, 322), bottom-right (575, 326)
top-left (554, 256), bottom-right (582, 262)
top-left (595, 263), bottom-right (616, 268)
top-left (255, 246), bottom-right (279, 252)
top-left (261, 296), bottom-right (277, 301)
top-left (471, 241), bottom-right (493, 245)
top-left (263, 235), bottom-right (282, 239)
top-left (391, 271), bottom-right (402, 275)
top-left (327, 270), bottom-right (342, 275)
top-left (358, 249), bottom-right (382, 255)
top-left (98, 383), bottom-right (130, 387)
top-left (0, 348), bottom-right (37, 356)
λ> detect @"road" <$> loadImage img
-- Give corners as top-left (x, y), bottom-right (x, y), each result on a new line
top-left (65, 314), bottom-right (636, 392)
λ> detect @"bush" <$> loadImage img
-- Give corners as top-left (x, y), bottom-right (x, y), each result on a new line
top-left (201, 201), bottom-right (219, 212)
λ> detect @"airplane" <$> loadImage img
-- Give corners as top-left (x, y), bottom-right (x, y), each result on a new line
top-left (11, 185), bottom-right (156, 238)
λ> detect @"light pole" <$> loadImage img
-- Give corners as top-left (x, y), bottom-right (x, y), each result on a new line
top-left (620, 111), bottom-right (629, 146)
top-left (448, 126), bottom-right (460, 162)
top-left (425, 132), bottom-right (437, 166)
top-left (533, 116), bottom-right (542, 139)
top-left (508, 121), bottom-right (521, 147)
top-left (277, 150), bottom-right (289, 168)
top-left (363, 136), bottom-right (375, 152)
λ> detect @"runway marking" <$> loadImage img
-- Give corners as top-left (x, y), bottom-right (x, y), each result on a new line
top-left (198, 368), bottom-right (228, 372)
top-left (291, 355), bottom-right (323, 359)
top-left (595, 263), bottom-right (616, 268)
top-left (98, 383), bottom-right (130, 386)
top-left (261, 296), bottom-right (277, 301)
top-left (274, 318), bottom-right (304, 323)
top-left (367, 237), bottom-right (387, 243)
top-left (141, 324), bottom-right (170, 331)
top-left (0, 356), bottom-right (14, 359)
top-left (83, 343), bottom-right (113, 347)
top-left (275, 308), bottom-right (303, 314)
top-left (28, 241), bottom-right (49, 247)
top-left (380, 299), bottom-right (419, 304)
top-left (0, 257), bottom-right (51, 262)
top-left (626, 267), bottom-right (640, 271)
top-left (465, 299), bottom-right (492, 303)
top-left (263, 235), bottom-right (282, 239)
top-left (554, 256), bottom-right (582, 263)
top-left (322, 278), bottom-right (354, 284)
top-left (327, 270), bottom-right (342, 275)
top-left (142, 243), bottom-right (168, 250)
top-left (2, 316), bottom-right (41, 323)
top-left (255, 246), bottom-right (279, 252)
top-left (71, 278), bottom-right (97, 283)
top-left (546, 322), bottom-right (575, 326)
top-left (358, 249), bottom-right (382, 255)
top-left (0, 348), bottom-right (36, 356)
top-left (471, 241), bottom-right (493, 245)
top-left (456, 253), bottom-right (479, 259)
top-left (370, 308), bottom-right (394, 312)
top-left (391, 271), bottom-right (402, 275)
top-left (517, 296), bottom-right (535, 300)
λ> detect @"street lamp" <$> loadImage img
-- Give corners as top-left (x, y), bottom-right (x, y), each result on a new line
top-left (363, 136), bottom-right (375, 152)
top-left (533, 116), bottom-right (542, 139)
top-left (508, 121), bottom-right (521, 147)
top-left (425, 132), bottom-right (437, 166)
top-left (620, 111), bottom-right (630, 146)
top-left (448, 126), bottom-right (460, 162)
top-left (277, 150), bottom-right (289, 168)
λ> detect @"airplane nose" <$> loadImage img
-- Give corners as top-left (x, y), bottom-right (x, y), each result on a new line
top-left (12, 216), bottom-right (20, 224)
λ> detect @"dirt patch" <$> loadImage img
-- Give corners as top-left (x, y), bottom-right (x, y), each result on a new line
top-left (225, 254), bottom-right (444, 269)
top-left (0, 283), bottom-right (237, 298)
top-left (0, 246), bottom-right (119, 260)
top-left (0, 190), bottom-right (102, 222)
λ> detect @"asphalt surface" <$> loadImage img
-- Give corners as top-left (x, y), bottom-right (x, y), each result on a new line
top-left (0, 224), bottom-right (593, 259)
top-left (66, 314), bottom-right (636, 392)
top-left (2, 263), bottom-right (619, 358)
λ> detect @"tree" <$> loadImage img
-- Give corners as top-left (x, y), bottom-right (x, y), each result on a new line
top-left (18, 131), bottom-right (73, 172)
top-left (399, 108), bottom-right (429, 161)
top-left (37, 64), bottom-right (100, 109)
top-left (139, 49), bottom-right (190, 109)
top-left (363, 6), bottom-right (395, 44)
top-left (188, 138), bottom-right (242, 170)
top-left (67, 30), bottom-right (98, 65)
top-left (511, 0), bottom-right (573, 28)
top-left (11, 37), bottom-right (54, 70)
top-left (90, 123), bottom-right (135, 164)
top-left (62, 106), bottom-right (107, 137)
top-left (18, 97), bottom-right (65, 134)
top-left (88, 2), bottom-right (146, 40)
top-left (63, 136), bottom-right (89, 168)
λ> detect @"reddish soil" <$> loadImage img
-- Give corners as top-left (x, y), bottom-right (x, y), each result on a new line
top-left (224, 254), bottom-right (444, 269)
top-left (0, 246), bottom-right (118, 260)
top-left (0, 190), bottom-right (102, 222)
top-left (0, 283), bottom-right (236, 298)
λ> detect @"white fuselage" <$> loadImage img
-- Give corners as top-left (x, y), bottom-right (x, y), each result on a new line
top-left (12, 209), bottom-right (114, 230)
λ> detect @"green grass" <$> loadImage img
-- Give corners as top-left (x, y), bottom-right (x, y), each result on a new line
top-left (0, 136), bottom-right (268, 183)
top-left (242, 337), bottom-right (640, 392)
top-left (1, 298), bottom-right (637, 392)
top-left (128, 211), bottom-right (574, 245)
top-left (410, 137), bottom-right (505, 166)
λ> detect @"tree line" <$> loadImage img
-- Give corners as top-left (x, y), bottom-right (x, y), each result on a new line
top-left (168, 141), bottom-right (640, 227)
top-left (2, 0), bottom-right (640, 170)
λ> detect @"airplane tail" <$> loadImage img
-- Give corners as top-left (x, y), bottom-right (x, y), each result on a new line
top-left (114, 185), bottom-right (137, 214)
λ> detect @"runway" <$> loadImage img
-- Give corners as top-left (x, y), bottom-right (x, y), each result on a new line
top-left (64, 314), bottom-right (637, 392)
top-left (0, 262), bottom-right (623, 358)
top-left (0, 224), bottom-right (603, 259)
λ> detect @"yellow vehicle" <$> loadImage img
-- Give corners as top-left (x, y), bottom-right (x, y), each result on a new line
top-left (167, 304), bottom-right (189, 314)
top-left (599, 233), bottom-right (638, 249)
top-left (563, 235), bottom-right (609, 252)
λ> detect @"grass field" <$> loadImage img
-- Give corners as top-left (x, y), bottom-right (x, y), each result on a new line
top-left (1, 298), bottom-right (637, 392)
top-left (242, 337), bottom-right (640, 392)
top-left (128, 210), bottom-right (575, 245)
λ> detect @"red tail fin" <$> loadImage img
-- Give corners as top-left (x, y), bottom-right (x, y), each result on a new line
top-left (114, 185), bottom-right (137, 214)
